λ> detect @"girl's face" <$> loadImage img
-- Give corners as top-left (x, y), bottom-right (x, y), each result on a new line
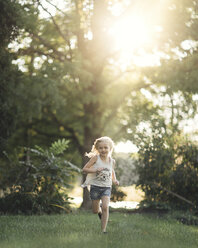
top-left (97, 141), bottom-right (111, 157)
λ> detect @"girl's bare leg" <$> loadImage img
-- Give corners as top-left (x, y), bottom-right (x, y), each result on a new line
top-left (92, 199), bottom-right (100, 214)
top-left (101, 196), bottom-right (110, 232)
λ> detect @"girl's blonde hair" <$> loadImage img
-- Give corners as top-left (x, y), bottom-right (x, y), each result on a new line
top-left (85, 136), bottom-right (114, 158)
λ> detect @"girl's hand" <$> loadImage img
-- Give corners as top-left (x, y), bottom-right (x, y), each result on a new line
top-left (96, 167), bottom-right (104, 172)
top-left (114, 179), bottom-right (119, 185)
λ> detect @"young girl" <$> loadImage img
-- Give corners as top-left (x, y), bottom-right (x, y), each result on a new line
top-left (82, 136), bottom-right (119, 234)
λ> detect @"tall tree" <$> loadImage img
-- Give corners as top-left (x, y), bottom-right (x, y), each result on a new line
top-left (120, 0), bottom-right (198, 209)
top-left (7, 0), bottom-right (198, 208)
top-left (9, 0), bottom-right (146, 208)
top-left (0, 0), bottom-right (31, 152)
top-left (119, 0), bottom-right (198, 140)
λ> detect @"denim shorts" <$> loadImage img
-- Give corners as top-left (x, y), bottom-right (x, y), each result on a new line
top-left (90, 185), bottom-right (111, 200)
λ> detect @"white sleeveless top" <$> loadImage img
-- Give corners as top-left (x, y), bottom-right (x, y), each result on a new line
top-left (82, 155), bottom-right (113, 188)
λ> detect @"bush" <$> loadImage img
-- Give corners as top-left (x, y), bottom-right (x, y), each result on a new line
top-left (0, 139), bottom-right (80, 215)
top-left (111, 185), bottom-right (127, 202)
top-left (166, 210), bottom-right (198, 226)
top-left (134, 124), bottom-right (198, 210)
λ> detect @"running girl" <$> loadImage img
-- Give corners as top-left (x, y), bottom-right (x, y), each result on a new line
top-left (82, 136), bottom-right (119, 234)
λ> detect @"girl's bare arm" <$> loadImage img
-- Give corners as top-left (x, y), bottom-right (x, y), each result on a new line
top-left (112, 159), bottom-right (119, 185)
top-left (82, 156), bottom-right (104, 173)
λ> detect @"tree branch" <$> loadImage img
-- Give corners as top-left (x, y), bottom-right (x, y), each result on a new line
top-left (17, 47), bottom-right (60, 61)
top-left (36, 0), bottom-right (70, 44)
top-left (74, 0), bottom-right (86, 54)
top-left (100, 80), bottom-right (149, 134)
top-left (31, 33), bottom-right (68, 62)
top-left (47, 112), bottom-right (84, 154)
top-left (44, 0), bottom-right (70, 17)
top-left (20, 116), bottom-right (84, 155)
top-left (105, 69), bottom-right (137, 86)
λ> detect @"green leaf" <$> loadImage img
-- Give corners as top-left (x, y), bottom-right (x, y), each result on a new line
top-left (49, 139), bottom-right (69, 155)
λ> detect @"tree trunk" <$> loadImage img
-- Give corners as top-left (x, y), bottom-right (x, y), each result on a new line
top-left (80, 128), bottom-right (100, 209)
top-left (80, 174), bottom-right (92, 210)
top-left (80, 152), bottom-right (92, 210)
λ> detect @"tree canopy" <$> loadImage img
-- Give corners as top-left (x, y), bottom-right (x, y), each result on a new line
top-left (1, 0), bottom-right (198, 209)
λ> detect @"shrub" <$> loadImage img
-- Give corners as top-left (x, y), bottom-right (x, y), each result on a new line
top-left (134, 125), bottom-right (198, 210)
top-left (111, 185), bottom-right (127, 202)
top-left (0, 139), bottom-right (80, 214)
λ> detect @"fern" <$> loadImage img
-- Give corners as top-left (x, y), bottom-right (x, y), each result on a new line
top-left (34, 145), bottom-right (45, 154)
top-left (63, 160), bottom-right (81, 173)
top-left (49, 139), bottom-right (69, 155)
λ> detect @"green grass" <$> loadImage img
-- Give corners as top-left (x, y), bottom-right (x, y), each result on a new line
top-left (0, 212), bottom-right (198, 248)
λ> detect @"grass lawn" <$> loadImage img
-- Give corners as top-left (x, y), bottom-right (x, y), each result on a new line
top-left (0, 211), bottom-right (198, 248)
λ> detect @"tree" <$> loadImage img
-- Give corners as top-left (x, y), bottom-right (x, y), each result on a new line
top-left (134, 120), bottom-right (198, 210)
top-left (120, 0), bottom-right (198, 209)
top-left (0, 0), bottom-right (38, 152)
top-left (118, 0), bottom-right (198, 145)
top-left (7, 0), bottom-right (148, 208)
top-left (5, 0), bottom-right (198, 209)
top-left (0, 0), bottom-right (22, 151)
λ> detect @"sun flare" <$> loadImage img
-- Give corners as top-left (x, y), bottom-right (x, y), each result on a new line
top-left (108, 1), bottom-right (164, 67)
top-left (110, 14), bottom-right (151, 52)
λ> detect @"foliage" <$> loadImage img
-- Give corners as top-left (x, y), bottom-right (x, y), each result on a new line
top-left (49, 139), bottom-right (70, 155)
top-left (134, 119), bottom-right (198, 210)
top-left (167, 210), bottom-right (198, 226)
top-left (0, 0), bottom-right (38, 152)
top-left (3, 0), bottom-right (146, 208)
top-left (138, 200), bottom-right (171, 212)
top-left (114, 153), bottom-right (138, 186)
top-left (0, 139), bottom-right (80, 214)
top-left (110, 185), bottom-right (127, 202)
top-left (0, 52), bottom-right (21, 152)
top-left (0, 0), bottom-right (24, 46)
top-left (2, 0), bottom-right (198, 209)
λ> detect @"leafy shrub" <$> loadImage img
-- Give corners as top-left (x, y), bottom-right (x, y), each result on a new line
top-left (0, 139), bottom-right (80, 215)
top-left (134, 121), bottom-right (198, 210)
top-left (167, 210), bottom-right (198, 226)
top-left (138, 200), bottom-right (171, 212)
top-left (111, 185), bottom-right (127, 202)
